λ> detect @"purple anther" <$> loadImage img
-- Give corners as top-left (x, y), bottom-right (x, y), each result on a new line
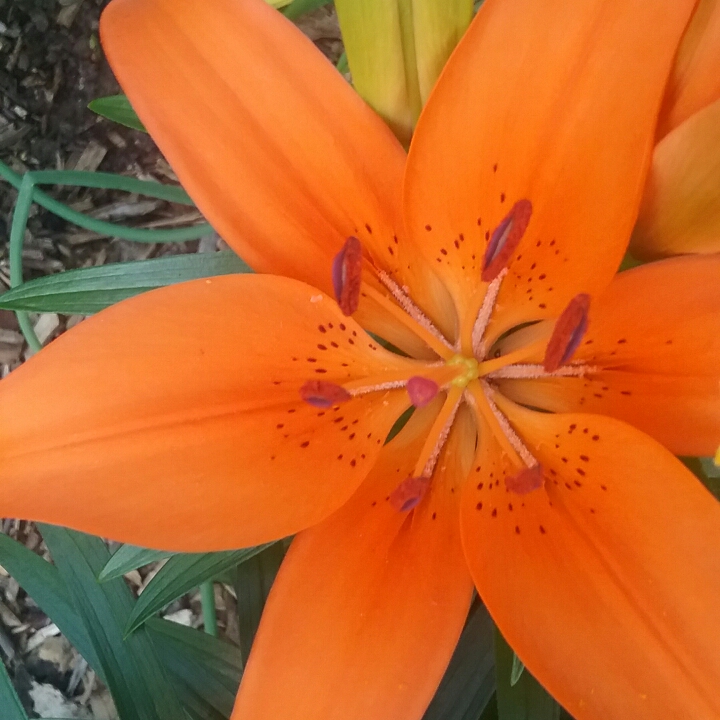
top-left (481, 199), bottom-right (532, 282)
top-left (300, 380), bottom-right (352, 408)
top-left (505, 464), bottom-right (544, 494)
top-left (543, 294), bottom-right (591, 372)
top-left (389, 476), bottom-right (431, 512)
top-left (407, 376), bottom-right (440, 408)
top-left (332, 236), bottom-right (363, 316)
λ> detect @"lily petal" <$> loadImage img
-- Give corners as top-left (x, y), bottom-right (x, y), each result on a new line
top-left (632, 98), bottom-right (720, 258)
top-left (100, 0), bottom-right (448, 344)
top-left (0, 275), bottom-right (412, 551)
top-left (404, 0), bottom-right (696, 337)
top-left (498, 255), bottom-right (720, 454)
top-left (657, 0), bottom-right (720, 138)
top-left (463, 407), bottom-right (720, 720)
top-left (498, 372), bottom-right (720, 457)
top-left (232, 404), bottom-right (474, 720)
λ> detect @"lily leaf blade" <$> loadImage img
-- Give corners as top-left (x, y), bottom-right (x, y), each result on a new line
top-left (125, 544), bottom-right (275, 635)
top-left (0, 251), bottom-right (252, 314)
top-left (99, 544), bottom-right (175, 583)
top-left (39, 524), bottom-right (185, 720)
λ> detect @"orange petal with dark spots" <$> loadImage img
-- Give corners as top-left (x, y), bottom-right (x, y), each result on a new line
top-left (0, 275), bottom-right (414, 551)
top-left (405, 0), bottom-right (696, 333)
top-left (232, 405), bottom-right (474, 720)
top-left (657, 0), bottom-right (720, 138)
top-left (462, 406), bottom-right (720, 719)
top-left (498, 255), bottom-right (720, 456)
top-left (99, 0), bottom-right (441, 355)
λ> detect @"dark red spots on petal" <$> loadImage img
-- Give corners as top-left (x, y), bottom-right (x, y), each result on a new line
top-left (425, 224), bottom-right (432, 231)
top-left (491, 508), bottom-right (498, 518)
top-left (407, 376), bottom-right (439, 408)
top-left (481, 199), bottom-right (533, 282)
top-left (543, 293), bottom-right (590, 372)
top-left (539, 525), bottom-right (546, 534)
top-left (300, 380), bottom-right (351, 408)
top-left (389, 476), bottom-right (430, 512)
top-left (505, 464), bottom-right (544, 494)
top-left (300, 441), bottom-right (310, 448)
top-left (318, 325), bottom-right (326, 333)
top-left (332, 236), bottom-right (363, 316)
top-left (476, 502), bottom-right (483, 510)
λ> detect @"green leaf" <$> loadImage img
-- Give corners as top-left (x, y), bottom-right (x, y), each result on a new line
top-left (148, 618), bottom-right (243, 719)
top-left (281, 0), bottom-right (331, 20)
top-left (0, 662), bottom-right (28, 720)
top-left (233, 542), bottom-right (287, 662)
top-left (510, 652), bottom-right (525, 686)
top-left (126, 544), bottom-right (274, 635)
top-left (88, 95), bottom-right (147, 132)
top-left (100, 545), bottom-right (175, 583)
top-left (423, 600), bottom-right (496, 720)
top-left (0, 251), bottom-right (252, 314)
top-left (494, 626), bottom-right (561, 720)
top-left (0, 532), bottom-right (104, 680)
top-left (39, 525), bottom-right (185, 720)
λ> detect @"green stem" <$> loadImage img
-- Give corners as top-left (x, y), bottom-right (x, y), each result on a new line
top-left (200, 581), bottom-right (218, 637)
top-left (0, 161), bottom-right (212, 243)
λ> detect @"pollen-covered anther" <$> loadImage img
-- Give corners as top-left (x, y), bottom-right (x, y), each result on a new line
top-left (505, 463), bottom-right (544, 494)
top-left (481, 199), bottom-right (532, 282)
top-left (407, 376), bottom-right (440, 408)
top-left (543, 293), bottom-right (591, 372)
top-left (300, 380), bottom-right (352, 408)
top-left (389, 476), bottom-right (431, 512)
top-left (332, 236), bottom-right (363, 316)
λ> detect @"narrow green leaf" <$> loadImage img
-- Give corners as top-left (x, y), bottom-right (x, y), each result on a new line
top-left (39, 525), bottom-right (185, 720)
top-left (88, 95), bottom-right (147, 132)
top-left (0, 251), bottom-right (252, 314)
top-left (281, 0), bottom-right (331, 20)
top-left (233, 542), bottom-right (286, 662)
top-left (0, 662), bottom-right (28, 720)
top-left (494, 626), bottom-right (561, 720)
top-left (126, 544), bottom-right (274, 635)
top-left (100, 545), bottom-right (175, 583)
top-left (0, 532), bottom-right (104, 679)
top-left (510, 652), bottom-right (525, 686)
top-left (148, 618), bottom-right (243, 719)
top-left (423, 600), bottom-right (496, 720)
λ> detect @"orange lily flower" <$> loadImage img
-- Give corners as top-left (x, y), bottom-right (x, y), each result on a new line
top-left (2, 0), bottom-right (720, 719)
top-left (632, 0), bottom-right (720, 257)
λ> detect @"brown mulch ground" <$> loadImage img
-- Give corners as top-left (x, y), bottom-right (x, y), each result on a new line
top-left (0, 1), bottom-right (343, 716)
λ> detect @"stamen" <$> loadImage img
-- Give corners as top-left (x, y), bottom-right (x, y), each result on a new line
top-left (481, 199), bottom-right (532, 281)
top-left (543, 294), bottom-right (591, 372)
top-left (342, 362), bottom-right (452, 397)
top-left (471, 270), bottom-right (506, 358)
top-left (300, 380), bottom-right (352, 408)
top-left (376, 269), bottom-right (455, 350)
top-left (473, 381), bottom-right (536, 467)
top-left (361, 283), bottom-right (455, 358)
top-left (332, 236), bottom-right (363, 316)
top-left (412, 386), bottom-right (463, 479)
top-left (505, 463), bottom-right (544, 494)
top-left (389, 476), bottom-right (431, 512)
top-left (407, 376), bottom-right (440, 408)
top-left (488, 363), bottom-right (593, 380)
